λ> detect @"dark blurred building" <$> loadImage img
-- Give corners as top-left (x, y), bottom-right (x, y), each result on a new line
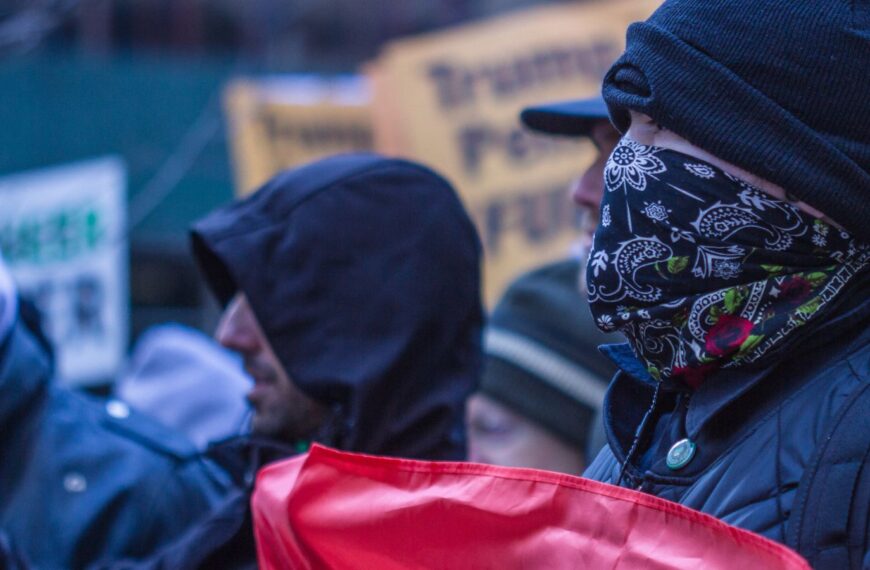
top-left (3, 0), bottom-right (578, 65)
top-left (0, 0), bottom-right (577, 352)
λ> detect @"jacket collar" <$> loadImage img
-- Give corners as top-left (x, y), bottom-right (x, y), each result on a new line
top-left (601, 292), bottom-right (870, 450)
top-left (599, 343), bottom-right (655, 387)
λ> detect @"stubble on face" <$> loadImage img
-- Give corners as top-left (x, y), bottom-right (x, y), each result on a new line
top-left (217, 294), bottom-right (328, 442)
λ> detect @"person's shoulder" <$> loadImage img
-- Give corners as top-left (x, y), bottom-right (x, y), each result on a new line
top-left (807, 323), bottom-right (870, 390)
top-left (772, 323), bottom-right (870, 455)
top-left (100, 398), bottom-right (203, 460)
top-left (84, 392), bottom-right (233, 500)
top-left (788, 319), bottom-right (870, 385)
top-left (844, 324), bottom-right (870, 381)
top-left (50, 389), bottom-right (202, 463)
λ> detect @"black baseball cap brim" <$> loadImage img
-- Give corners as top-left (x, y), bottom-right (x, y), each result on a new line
top-left (520, 96), bottom-right (609, 137)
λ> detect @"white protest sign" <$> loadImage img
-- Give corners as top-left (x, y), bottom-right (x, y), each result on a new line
top-left (0, 157), bottom-right (128, 386)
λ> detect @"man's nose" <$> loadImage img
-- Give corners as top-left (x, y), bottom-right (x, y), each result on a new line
top-left (571, 165), bottom-right (605, 213)
top-left (215, 309), bottom-right (259, 355)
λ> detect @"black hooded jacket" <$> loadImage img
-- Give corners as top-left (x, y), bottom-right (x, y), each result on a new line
top-left (192, 153), bottom-right (483, 460)
top-left (109, 154), bottom-right (483, 569)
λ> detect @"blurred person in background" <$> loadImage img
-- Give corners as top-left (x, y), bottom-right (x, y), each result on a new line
top-left (0, 254), bottom-right (228, 570)
top-left (116, 323), bottom-right (251, 450)
top-left (468, 95), bottom-right (623, 475)
top-left (520, 96), bottom-right (621, 275)
top-left (467, 259), bottom-right (620, 474)
top-left (534, 1), bottom-right (869, 566)
top-left (113, 153), bottom-right (483, 569)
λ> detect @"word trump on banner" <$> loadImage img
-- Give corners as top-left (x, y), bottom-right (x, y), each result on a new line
top-left (370, 0), bottom-right (661, 304)
top-left (224, 75), bottom-right (374, 196)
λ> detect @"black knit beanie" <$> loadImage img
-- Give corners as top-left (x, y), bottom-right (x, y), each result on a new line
top-left (480, 260), bottom-right (620, 458)
top-left (602, 0), bottom-right (870, 242)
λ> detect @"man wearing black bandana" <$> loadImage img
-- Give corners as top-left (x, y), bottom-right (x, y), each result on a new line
top-left (527, 1), bottom-right (869, 568)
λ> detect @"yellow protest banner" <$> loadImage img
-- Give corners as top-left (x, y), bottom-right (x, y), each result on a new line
top-left (224, 76), bottom-right (374, 195)
top-left (370, 0), bottom-right (661, 304)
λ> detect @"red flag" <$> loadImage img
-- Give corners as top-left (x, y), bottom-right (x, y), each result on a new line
top-left (253, 444), bottom-right (809, 570)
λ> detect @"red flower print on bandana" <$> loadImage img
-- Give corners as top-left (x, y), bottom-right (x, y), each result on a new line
top-left (705, 315), bottom-right (754, 358)
top-left (587, 139), bottom-right (869, 388)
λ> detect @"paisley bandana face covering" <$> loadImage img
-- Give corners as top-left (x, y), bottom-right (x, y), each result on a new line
top-left (587, 138), bottom-right (869, 388)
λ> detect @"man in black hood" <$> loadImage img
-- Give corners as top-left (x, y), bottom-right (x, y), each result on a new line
top-left (114, 153), bottom-right (483, 569)
top-left (194, 152), bottom-right (483, 459)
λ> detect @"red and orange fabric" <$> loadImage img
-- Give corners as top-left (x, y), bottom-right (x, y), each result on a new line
top-left (252, 444), bottom-right (809, 570)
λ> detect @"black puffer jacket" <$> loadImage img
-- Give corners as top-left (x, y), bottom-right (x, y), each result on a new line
top-left (585, 294), bottom-right (870, 569)
top-left (0, 320), bottom-right (228, 570)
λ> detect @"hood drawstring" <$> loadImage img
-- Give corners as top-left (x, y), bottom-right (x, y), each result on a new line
top-left (616, 380), bottom-right (662, 487)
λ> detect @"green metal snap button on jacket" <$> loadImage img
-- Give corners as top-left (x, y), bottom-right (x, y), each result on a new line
top-left (666, 438), bottom-right (696, 470)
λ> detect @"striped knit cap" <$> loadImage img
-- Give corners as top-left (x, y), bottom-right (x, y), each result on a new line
top-left (481, 259), bottom-right (620, 454)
